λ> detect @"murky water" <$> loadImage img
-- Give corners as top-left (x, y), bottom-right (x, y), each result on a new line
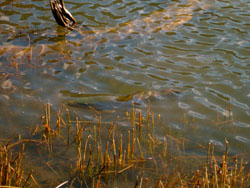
top-left (0, 0), bottom-right (250, 156)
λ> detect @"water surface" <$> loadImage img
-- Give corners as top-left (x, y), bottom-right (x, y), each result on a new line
top-left (0, 0), bottom-right (250, 155)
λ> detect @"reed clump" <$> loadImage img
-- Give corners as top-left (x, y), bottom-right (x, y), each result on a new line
top-left (0, 143), bottom-right (37, 187)
top-left (0, 103), bottom-right (249, 187)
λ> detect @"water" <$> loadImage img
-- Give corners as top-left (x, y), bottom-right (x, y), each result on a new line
top-left (0, 0), bottom-right (250, 156)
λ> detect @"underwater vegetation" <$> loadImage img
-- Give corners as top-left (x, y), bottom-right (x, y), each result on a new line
top-left (0, 103), bottom-right (249, 187)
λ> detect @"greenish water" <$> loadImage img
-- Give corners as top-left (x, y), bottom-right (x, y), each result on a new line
top-left (0, 0), bottom-right (249, 156)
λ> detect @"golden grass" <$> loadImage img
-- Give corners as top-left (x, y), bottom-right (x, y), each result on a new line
top-left (0, 144), bottom-right (38, 187)
top-left (0, 103), bottom-right (249, 187)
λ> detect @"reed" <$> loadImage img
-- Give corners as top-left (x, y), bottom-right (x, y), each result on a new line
top-left (138, 111), bottom-right (142, 138)
top-left (66, 108), bottom-right (71, 145)
top-left (147, 99), bottom-right (150, 129)
top-left (0, 144), bottom-right (36, 187)
top-left (0, 103), bottom-right (249, 187)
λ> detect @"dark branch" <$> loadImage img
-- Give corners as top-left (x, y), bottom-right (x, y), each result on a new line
top-left (49, 0), bottom-right (77, 29)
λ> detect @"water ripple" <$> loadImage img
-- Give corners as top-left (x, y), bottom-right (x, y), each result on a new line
top-left (0, 0), bottom-right (249, 154)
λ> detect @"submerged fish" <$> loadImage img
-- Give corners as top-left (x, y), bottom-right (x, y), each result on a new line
top-left (67, 89), bottom-right (184, 112)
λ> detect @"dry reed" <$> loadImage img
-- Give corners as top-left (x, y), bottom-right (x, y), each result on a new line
top-left (0, 103), bottom-right (249, 187)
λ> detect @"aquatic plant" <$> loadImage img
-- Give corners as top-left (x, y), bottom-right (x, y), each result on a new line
top-left (0, 103), bottom-right (249, 187)
top-left (0, 143), bottom-right (38, 187)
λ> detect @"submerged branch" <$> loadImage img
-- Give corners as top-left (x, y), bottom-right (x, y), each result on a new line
top-left (49, 0), bottom-right (77, 29)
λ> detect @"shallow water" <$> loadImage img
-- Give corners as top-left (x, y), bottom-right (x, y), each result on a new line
top-left (0, 0), bottom-right (250, 156)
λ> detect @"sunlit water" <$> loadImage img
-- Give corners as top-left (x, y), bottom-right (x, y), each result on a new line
top-left (0, 0), bottom-right (250, 156)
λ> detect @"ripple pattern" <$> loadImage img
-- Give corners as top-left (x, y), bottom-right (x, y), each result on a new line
top-left (0, 0), bottom-right (250, 153)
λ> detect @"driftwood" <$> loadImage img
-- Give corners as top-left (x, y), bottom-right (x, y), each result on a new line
top-left (49, 0), bottom-right (77, 28)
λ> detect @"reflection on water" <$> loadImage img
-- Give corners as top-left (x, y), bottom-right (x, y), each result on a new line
top-left (0, 0), bottom-right (250, 156)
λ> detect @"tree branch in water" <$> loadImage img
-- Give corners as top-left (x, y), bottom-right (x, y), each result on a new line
top-left (49, 0), bottom-right (77, 29)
